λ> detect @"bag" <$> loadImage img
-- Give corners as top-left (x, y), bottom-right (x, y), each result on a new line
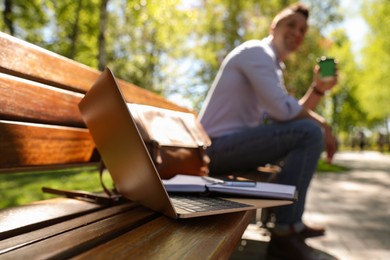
top-left (128, 103), bottom-right (211, 179)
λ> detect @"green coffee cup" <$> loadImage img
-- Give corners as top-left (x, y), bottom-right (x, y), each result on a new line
top-left (317, 56), bottom-right (335, 81)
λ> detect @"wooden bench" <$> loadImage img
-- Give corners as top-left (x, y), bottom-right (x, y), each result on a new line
top-left (0, 31), bottom-right (257, 259)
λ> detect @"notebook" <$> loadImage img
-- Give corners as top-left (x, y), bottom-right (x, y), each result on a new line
top-left (78, 68), bottom-right (293, 219)
top-left (163, 174), bottom-right (297, 200)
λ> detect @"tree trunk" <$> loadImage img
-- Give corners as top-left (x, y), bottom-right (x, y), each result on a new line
top-left (4, 0), bottom-right (14, 35)
top-left (69, 0), bottom-right (83, 59)
top-left (98, 0), bottom-right (109, 71)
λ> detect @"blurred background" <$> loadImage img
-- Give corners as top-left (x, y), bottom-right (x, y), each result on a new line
top-left (1, 0), bottom-right (389, 153)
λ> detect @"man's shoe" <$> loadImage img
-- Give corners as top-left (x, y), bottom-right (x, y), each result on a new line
top-left (266, 232), bottom-right (319, 260)
top-left (299, 225), bottom-right (325, 239)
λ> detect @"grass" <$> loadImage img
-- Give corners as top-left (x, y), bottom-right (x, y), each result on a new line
top-left (0, 159), bottom-right (349, 209)
top-left (0, 167), bottom-right (114, 209)
top-left (316, 159), bottom-right (350, 173)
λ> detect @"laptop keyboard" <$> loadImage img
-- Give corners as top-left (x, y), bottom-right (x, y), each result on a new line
top-left (170, 195), bottom-right (250, 213)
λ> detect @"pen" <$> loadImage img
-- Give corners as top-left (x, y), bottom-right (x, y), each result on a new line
top-left (202, 176), bottom-right (256, 187)
top-left (222, 181), bottom-right (257, 187)
top-left (202, 176), bottom-right (225, 184)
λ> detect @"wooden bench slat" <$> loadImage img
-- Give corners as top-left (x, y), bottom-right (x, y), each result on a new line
top-left (0, 73), bottom-right (85, 127)
top-left (74, 210), bottom-right (255, 259)
top-left (0, 198), bottom-right (105, 240)
top-left (0, 32), bottom-right (100, 93)
top-left (0, 121), bottom-right (95, 169)
top-left (0, 73), bottom-right (190, 130)
top-left (0, 205), bottom-right (159, 259)
top-left (0, 200), bottom-right (142, 253)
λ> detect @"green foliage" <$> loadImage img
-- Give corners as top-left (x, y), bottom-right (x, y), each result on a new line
top-left (0, 0), bottom-right (49, 42)
top-left (45, 0), bottom-right (101, 67)
top-left (325, 29), bottom-right (366, 132)
top-left (359, 0), bottom-right (390, 124)
top-left (304, 0), bottom-right (343, 29)
top-left (105, 0), bottom-right (194, 95)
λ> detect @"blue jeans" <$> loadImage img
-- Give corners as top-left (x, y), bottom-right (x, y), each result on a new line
top-left (207, 119), bottom-right (324, 225)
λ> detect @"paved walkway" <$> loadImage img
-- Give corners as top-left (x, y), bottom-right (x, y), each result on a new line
top-left (231, 151), bottom-right (390, 260)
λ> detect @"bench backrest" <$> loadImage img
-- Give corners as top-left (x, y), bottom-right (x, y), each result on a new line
top-left (0, 31), bottom-right (191, 173)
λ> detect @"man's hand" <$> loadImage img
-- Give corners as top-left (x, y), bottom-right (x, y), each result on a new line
top-left (314, 65), bottom-right (338, 93)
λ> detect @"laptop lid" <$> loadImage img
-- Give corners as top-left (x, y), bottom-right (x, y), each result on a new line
top-left (79, 68), bottom-right (177, 218)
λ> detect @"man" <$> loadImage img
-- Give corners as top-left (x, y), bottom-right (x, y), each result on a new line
top-left (199, 3), bottom-right (338, 259)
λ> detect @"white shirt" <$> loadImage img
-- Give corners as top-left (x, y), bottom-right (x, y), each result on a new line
top-left (199, 37), bottom-right (302, 138)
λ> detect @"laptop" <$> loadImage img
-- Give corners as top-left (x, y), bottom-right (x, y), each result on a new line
top-left (79, 68), bottom-right (291, 219)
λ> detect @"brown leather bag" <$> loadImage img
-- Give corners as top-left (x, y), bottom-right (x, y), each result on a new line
top-left (128, 103), bottom-right (211, 179)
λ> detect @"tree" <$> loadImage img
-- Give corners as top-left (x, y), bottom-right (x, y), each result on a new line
top-left (105, 0), bottom-right (193, 95)
top-left (359, 0), bottom-right (390, 125)
top-left (45, 0), bottom-right (100, 68)
top-left (319, 29), bottom-right (366, 146)
top-left (0, 0), bottom-right (102, 68)
top-left (0, 0), bottom-right (48, 43)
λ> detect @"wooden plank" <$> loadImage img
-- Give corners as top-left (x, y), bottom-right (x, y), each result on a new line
top-left (0, 200), bottom-right (141, 253)
top-left (0, 121), bottom-right (96, 169)
top-left (0, 73), bottom-right (85, 127)
top-left (0, 198), bottom-right (105, 240)
top-left (0, 72), bottom-right (190, 128)
top-left (0, 32), bottom-right (99, 92)
top-left (74, 210), bottom-right (255, 260)
top-left (0, 205), bottom-right (159, 259)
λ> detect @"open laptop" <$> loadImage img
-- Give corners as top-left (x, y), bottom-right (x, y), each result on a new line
top-left (79, 68), bottom-right (291, 218)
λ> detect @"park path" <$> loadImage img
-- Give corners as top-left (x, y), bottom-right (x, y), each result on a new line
top-left (232, 151), bottom-right (390, 260)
